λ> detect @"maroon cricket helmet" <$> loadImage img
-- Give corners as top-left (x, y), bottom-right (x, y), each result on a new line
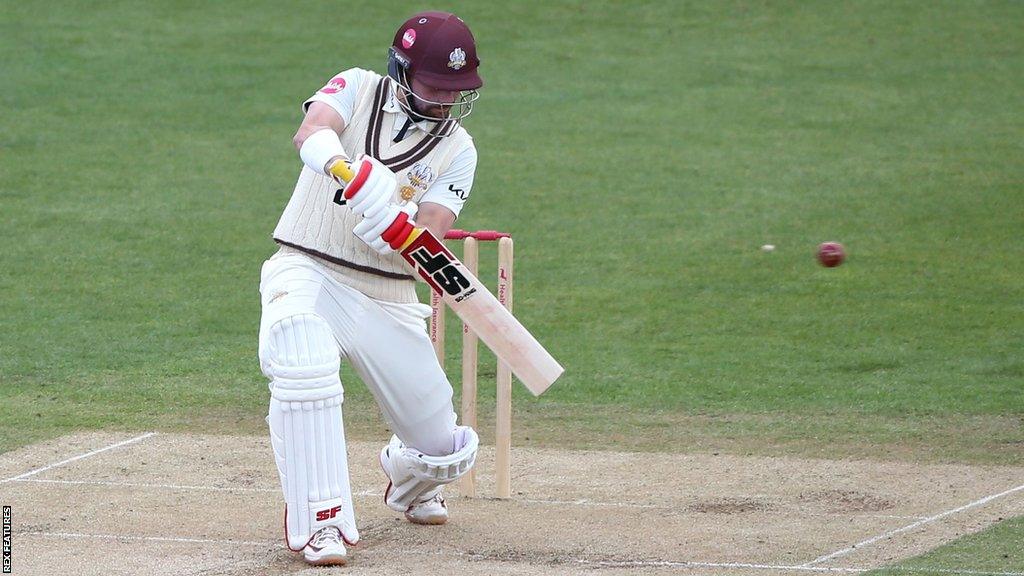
top-left (388, 11), bottom-right (482, 91)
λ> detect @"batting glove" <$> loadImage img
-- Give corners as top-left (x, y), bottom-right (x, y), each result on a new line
top-left (337, 154), bottom-right (397, 218)
top-left (353, 202), bottom-right (418, 255)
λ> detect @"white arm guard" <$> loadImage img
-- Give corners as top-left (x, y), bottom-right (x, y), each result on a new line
top-left (299, 128), bottom-right (348, 176)
top-left (379, 427), bottom-right (479, 512)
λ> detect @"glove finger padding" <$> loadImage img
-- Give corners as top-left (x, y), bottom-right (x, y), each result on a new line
top-left (352, 215), bottom-right (391, 254)
top-left (368, 235), bottom-right (394, 255)
top-left (345, 155), bottom-right (397, 216)
top-left (357, 187), bottom-right (392, 220)
top-left (353, 202), bottom-right (417, 255)
top-left (381, 203), bottom-right (419, 249)
top-left (366, 204), bottom-right (403, 237)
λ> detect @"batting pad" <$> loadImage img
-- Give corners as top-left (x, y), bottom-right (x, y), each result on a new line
top-left (266, 314), bottom-right (359, 549)
top-left (380, 426), bottom-right (479, 511)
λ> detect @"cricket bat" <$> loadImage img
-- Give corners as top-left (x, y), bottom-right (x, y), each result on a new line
top-left (331, 162), bottom-right (563, 396)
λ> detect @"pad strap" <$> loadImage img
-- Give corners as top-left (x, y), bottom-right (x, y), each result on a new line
top-left (380, 427), bottom-right (479, 512)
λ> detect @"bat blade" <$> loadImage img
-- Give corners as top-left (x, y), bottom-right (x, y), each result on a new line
top-left (400, 229), bottom-right (563, 396)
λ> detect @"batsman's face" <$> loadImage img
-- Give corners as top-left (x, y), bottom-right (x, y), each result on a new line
top-left (409, 77), bottom-right (459, 119)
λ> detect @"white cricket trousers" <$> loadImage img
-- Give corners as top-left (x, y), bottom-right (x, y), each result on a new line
top-left (258, 250), bottom-right (458, 456)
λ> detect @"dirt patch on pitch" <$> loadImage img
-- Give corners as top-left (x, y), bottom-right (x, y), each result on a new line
top-left (686, 497), bottom-right (775, 515)
top-left (3, 432), bottom-right (1023, 575)
top-left (798, 489), bottom-right (897, 514)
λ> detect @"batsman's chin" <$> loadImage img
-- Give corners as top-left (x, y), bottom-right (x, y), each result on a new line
top-left (418, 104), bottom-right (452, 119)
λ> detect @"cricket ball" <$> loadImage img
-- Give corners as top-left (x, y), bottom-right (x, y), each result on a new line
top-left (816, 242), bottom-right (845, 267)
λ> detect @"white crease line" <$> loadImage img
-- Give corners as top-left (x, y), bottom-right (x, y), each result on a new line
top-left (10, 477), bottom-right (929, 519)
top-left (0, 433), bottom-right (158, 484)
top-left (22, 531), bottom-right (270, 547)
top-left (17, 478), bottom-right (686, 510)
top-left (19, 532), bottom-right (1024, 575)
top-left (16, 478), bottom-right (278, 493)
top-left (16, 479), bottom-right (666, 509)
top-left (803, 482), bottom-right (1024, 566)
top-left (22, 533), bottom-right (865, 573)
top-left (13, 477), bottom-right (677, 509)
top-left (13, 478), bottom-right (378, 496)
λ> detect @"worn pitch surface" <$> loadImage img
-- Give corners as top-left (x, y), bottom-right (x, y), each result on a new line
top-left (2, 432), bottom-right (1023, 575)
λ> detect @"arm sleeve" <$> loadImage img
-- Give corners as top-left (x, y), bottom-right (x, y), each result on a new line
top-left (301, 68), bottom-right (367, 125)
top-left (418, 143), bottom-right (478, 218)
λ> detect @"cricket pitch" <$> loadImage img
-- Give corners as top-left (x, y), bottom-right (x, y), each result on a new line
top-left (3, 432), bottom-right (1023, 575)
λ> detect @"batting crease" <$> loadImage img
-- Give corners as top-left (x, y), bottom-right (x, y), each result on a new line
top-left (0, 432), bottom-right (157, 484)
top-left (8, 433), bottom-right (1023, 575)
top-left (18, 531), bottom-right (1024, 575)
top-left (802, 482), bottom-right (1024, 566)
top-left (22, 531), bottom-right (268, 547)
top-left (11, 477), bottom-right (927, 519)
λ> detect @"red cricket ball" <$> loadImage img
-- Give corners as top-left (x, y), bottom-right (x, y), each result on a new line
top-left (817, 242), bottom-right (846, 267)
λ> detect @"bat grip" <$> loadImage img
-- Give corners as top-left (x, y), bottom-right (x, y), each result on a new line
top-left (398, 227), bottom-right (425, 251)
top-left (329, 160), bottom-right (355, 183)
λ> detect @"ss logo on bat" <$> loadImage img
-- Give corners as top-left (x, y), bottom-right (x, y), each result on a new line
top-left (408, 246), bottom-right (474, 298)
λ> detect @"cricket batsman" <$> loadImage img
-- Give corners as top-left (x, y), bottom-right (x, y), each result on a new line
top-left (257, 11), bottom-right (483, 565)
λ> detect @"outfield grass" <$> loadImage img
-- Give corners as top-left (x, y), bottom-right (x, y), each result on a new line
top-left (2, 0), bottom-right (1022, 454)
top-left (3, 0), bottom-right (1022, 570)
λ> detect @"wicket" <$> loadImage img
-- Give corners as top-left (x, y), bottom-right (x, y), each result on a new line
top-left (430, 229), bottom-right (514, 499)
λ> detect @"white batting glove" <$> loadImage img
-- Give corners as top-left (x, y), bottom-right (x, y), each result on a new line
top-left (338, 154), bottom-right (397, 218)
top-left (353, 202), bottom-right (418, 255)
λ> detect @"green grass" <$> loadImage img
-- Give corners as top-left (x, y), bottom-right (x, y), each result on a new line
top-left (3, 0), bottom-right (1020, 445)
top-left (2, 0), bottom-right (1022, 444)
top-left (866, 515), bottom-right (1024, 575)
top-left (2, 0), bottom-right (1023, 557)
top-left (3, 0), bottom-right (1023, 569)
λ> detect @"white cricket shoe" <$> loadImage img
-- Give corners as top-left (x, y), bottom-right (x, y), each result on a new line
top-left (404, 492), bottom-right (449, 525)
top-left (302, 526), bottom-right (348, 566)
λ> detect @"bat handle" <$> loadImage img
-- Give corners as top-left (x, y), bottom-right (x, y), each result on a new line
top-left (329, 159), bottom-right (355, 183)
top-left (328, 158), bottom-right (422, 251)
top-left (398, 226), bottom-right (425, 251)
